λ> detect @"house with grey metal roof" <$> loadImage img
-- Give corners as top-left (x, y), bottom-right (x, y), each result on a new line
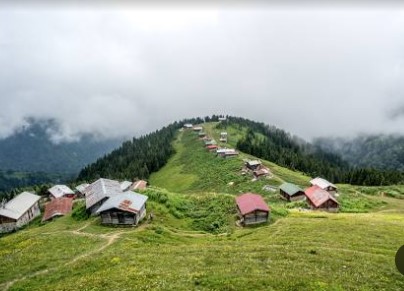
top-left (279, 182), bottom-right (306, 202)
top-left (120, 181), bottom-right (133, 192)
top-left (0, 192), bottom-right (41, 233)
top-left (96, 192), bottom-right (148, 225)
top-left (310, 177), bottom-right (338, 196)
top-left (84, 178), bottom-right (123, 214)
top-left (48, 185), bottom-right (75, 199)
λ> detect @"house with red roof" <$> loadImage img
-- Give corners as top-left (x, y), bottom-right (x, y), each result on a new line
top-left (305, 185), bottom-right (339, 211)
top-left (235, 193), bottom-right (270, 226)
top-left (42, 197), bottom-right (73, 222)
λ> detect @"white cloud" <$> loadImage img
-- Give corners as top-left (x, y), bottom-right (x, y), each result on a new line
top-left (1, 5), bottom-right (404, 142)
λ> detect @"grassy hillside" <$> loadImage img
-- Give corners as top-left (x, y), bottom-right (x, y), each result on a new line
top-left (1, 122), bottom-right (404, 290)
top-left (1, 199), bottom-right (403, 290)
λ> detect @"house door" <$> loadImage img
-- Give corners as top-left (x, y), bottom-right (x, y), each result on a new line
top-left (117, 213), bottom-right (125, 224)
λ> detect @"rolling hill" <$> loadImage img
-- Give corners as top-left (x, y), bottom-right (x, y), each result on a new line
top-left (1, 119), bottom-right (404, 290)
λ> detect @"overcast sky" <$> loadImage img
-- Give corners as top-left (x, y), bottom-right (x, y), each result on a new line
top-left (1, 4), bottom-right (404, 142)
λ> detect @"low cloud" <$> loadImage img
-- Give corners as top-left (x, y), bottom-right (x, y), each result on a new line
top-left (1, 6), bottom-right (404, 142)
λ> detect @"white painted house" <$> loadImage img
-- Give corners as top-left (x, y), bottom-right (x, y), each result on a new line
top-left (0, 192), bottom-right (41, 233)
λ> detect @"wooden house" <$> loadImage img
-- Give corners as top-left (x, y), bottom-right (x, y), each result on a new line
top-left (85, 178), bottom-right (123, 214)
top-left (204, 139), bottom-right (217, 146)
top-left (183, 123), bottom-right (193, 129)
top-left (0, 192), bottom-right (41, 233)
top-left (75, 183), bottom-right (89, 197)
top-left (130, 180), bottom-right (148, 191)
top-left (198, 132), bottom-right (206, 138)
top-left (220, 132), bottom-right (228, 142)
top-left (253, 167), bottom-right (270, 178)
top-left (236, 193), bottom-right (270, 225)
top-left (245, 160), bottom-right (262, 171)
top-left (206, 144), bottom-right (218, 151)
top-left (310, 177), bottom-right (338, 196)
top-left (305, 185), bottom-right (339, 211)
top-left (42, 197), bottom-right (73, 222)
top-left (279, 182), bottom-right (305, 201)
top-left (193, 126), bottom-right (203, 132)
top-left (96, 192), bottom-right (148, 225)
top-left (218, 117), bottom-right (226, 121)
top-left (48, 185), bottom-right (75, 200)
top-left (222, 150), bottom-right (239, 159)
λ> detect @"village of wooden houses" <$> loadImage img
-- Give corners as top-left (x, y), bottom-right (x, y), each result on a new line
top-left (0, 122), bottom-right (341, 234)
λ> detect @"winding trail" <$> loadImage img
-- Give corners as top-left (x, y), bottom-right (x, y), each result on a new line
top-left (0, 224), bottom-right (129, 291)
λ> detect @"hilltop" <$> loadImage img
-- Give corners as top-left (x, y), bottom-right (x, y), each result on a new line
top-left (1, 118), bottom-right (404, 290)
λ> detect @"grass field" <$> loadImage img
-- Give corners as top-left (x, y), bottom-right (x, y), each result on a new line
top-left (1, 122), bottom-right (404, 290)
top-left (1, 210), bottom-right (403, 290)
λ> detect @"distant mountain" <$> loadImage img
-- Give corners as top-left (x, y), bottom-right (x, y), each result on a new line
top-left (314, 135), bottom-right (404, 171)
top-left (0, 119), bottom-right (122, 175)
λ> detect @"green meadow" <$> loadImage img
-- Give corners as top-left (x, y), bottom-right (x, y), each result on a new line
top-left (1, 122), bottom-right (404, 290)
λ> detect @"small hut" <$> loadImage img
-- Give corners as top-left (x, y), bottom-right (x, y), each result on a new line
top-left (245, 160), bottom-right (262, 171)
top-left (222, 150), bottom-right (239, 159)
top-left (236, 193), bottom-right (270, 225)
top-left (310, 177), bottom-right (338, 196)
top-left (279, 182), bottom-right (305, 202)
top-left (48, 185), bottom-right (75, 200)
top-left (220, 132), bottom-right (228, 142)
top-left (130, 180), bottom-right (148, 191)
top-left (96, 192), bottom-right (148, 225)
top-left (305, 185), bottom-right (339, 211)
top-left (75, 183), bottom-right (89, 197)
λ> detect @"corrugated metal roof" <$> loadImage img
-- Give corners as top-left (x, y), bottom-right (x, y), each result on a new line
top-left (247, 160), bottom-right (261, 167)
top-left (84, 178), bottom-right (122, 209)
top-left (120, 181), bottom-right (133, 191)
top-left (75, 183), bottom-right (89, 193)
top-left (236, 193), bottom-right (270, 215)
top-left (0, 192), bottom-right (40, 220)
top-left (279, 182), bottom-right (303, 196)
top-left (305, 185), bottom-right (339, 208)
top-left (48, 185), bottom-right (74, 198)
top-left (42, 197), bottom-right (73, 222)
top-left (96, 192), bottom-right (148, 214)
top-left (310, 177), bottom-right (337, 190)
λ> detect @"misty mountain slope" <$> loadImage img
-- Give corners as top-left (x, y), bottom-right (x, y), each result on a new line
top-left (0, 119), bottom-right (122, 175)
top-left (314, 135), bottom-right (404, 171)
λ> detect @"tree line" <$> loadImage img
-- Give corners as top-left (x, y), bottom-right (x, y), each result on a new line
top-left (222, 116), bottom-right (404, 186)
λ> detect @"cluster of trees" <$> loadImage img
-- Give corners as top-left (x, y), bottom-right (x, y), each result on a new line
top-left (225, 117), bottom-right (404, 186)
top-left (77, 117), bottom-right (207, 183)
top-left (0, 181), bottom-right (53, 201)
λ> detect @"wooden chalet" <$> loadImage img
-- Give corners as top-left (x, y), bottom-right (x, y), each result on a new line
top-left (305, 185), bottom-right (339, 211)
top-left (206, 144), bottom-right (218, 151)
top-left (218, 116), bottom-right (226, 121)
top-left (48, 185), bottom-right (75, 200)
top-left (204, 139), bottom-right (217, 146)
top-left (198, 132), bottom-right (206, 138)
top-left (96, 192), bottom-right (148, 225)
top-left (253, 167), bottom-right (270, 178)
top-left (193, 126), bottom-right (203, 132)
top-left (84, 178), bottom-right (123, 214)
top-left (236, 193), bottom-right (270, 225)
top-left (222, 150), bottom-right (239, 159)
top-left (75, 183), bottom-right (89, 198)
top-left (0, 192), bottom-right (41, 233)
top-left (220, 132), bottom-right (228, 142)
top-left (279, 182), bottom-right (305, 202)
top-left (42, 197), bottom-right (73, 222)
top-left (130, 180), bottom-right (148, 191)
top-left (183, 123), bottom-right (193, 129)
top-left (310, 177), bottom-right (338, 196)
top-left (245, 160), bottom-right (262, 171)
